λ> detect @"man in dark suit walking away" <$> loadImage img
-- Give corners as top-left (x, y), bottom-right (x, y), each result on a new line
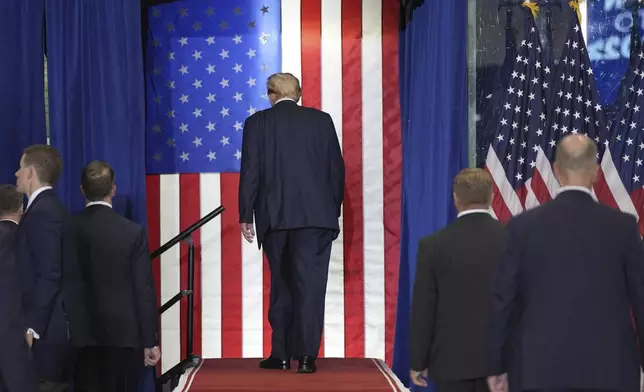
top-left (14, 145), bottom-right (90, 391)
top-left (72, 161), bottom-right (160, 392)
top-left (239, 73), bottom-right (345, 374)
top-left (0, 185), bottom-right (37, 392)
top-left (487, 134), bottom-right (644, 392)
top-left (409, 169), bottom-right (504, 392)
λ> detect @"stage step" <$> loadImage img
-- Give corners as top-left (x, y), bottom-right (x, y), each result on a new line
top-left (172, 358), bottom-right (408, 391)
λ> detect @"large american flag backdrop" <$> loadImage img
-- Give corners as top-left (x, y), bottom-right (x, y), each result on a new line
top-left (145, 0), bottom-right (401, 373)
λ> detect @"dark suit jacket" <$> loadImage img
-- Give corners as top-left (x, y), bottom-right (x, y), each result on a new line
top-left (238, 100), bottom-right (345, 246)
top-left (73, 204), bottom-right (158, 348)
top-left (15, 189), bottom-right (90, 346)
top-left (0, 220), bottom-right (22, 334)
top-left (410, 212), bottom-right (505, 380)
top-left (487, 190), bottom-right (644, 392)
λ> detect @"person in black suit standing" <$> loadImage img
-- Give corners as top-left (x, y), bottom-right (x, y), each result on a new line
top-left (409, 168), bottom-right (504, 392)
top-left (14, 145), bottom-right (89, 390)
top-left (239, 73), bottom-right (345, 373)
top-left (72, 161), bottom-right (160, 392)
top-left (0, 185), bottom-right (37, 392)
top-left (486, 134), bottom-right (644, 392)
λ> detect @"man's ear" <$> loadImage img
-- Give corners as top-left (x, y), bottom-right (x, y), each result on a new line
top-left (111, 184), bottom-right (117, 197)
top-left (80, 185), bottom-right (85, 198)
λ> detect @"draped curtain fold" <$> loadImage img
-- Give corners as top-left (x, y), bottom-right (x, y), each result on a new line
top-left (0, 0), bottom-right (46, 184)
top-left (45, 0), bottom-right (147, 226)
top-left (392, 0), bottom-right (469, 390)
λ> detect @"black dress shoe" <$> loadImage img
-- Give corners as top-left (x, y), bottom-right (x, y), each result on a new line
top-left (297, 356), bottom-right (316, 373)
top-left (259, 356), bottom-right (290, 370)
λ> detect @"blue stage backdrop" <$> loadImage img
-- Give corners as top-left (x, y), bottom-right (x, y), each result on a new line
top-left (393, 0), bottom-right (469, 390)
top-left (587, 0), bottom-right (642, 105)
top-left (45, 0), bottom-right (148, 227)
top-left (0, 0), bottom-right (46, 185)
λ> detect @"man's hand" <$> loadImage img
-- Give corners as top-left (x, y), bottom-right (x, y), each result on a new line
top-left (24, 331), bottom-right (34, 348)
top-left (144, 347), bottom-right (161, 367)
top-left (487, 373), bottom-right (508, 392)
top-left (410, 369), bottom-right (428, 387)
top-left (240, 223), bottom-right (255, 243)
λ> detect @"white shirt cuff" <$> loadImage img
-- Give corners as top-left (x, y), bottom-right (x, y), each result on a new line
top-left (26, 328), bottom-right (40, 339)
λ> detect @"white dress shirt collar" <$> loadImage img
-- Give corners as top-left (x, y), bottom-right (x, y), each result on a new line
top-left (26, 186), bottom-right (53, 210)
top-left (0, 219), bottom-right (18, 225)
top-left (457, 208), bottom-right (493, 219)
top-left (274, 97), bottom-right (296, 105)
top-left (86, 201), bottom-right (112, 208)
top-left (556, 185), bottom-right (594, 199)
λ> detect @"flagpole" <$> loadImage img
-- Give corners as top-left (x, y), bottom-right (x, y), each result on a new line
top-left (468, 0), bottom-right (477, 167)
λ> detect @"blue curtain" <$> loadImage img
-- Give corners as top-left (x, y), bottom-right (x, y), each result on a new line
top-left (0, 0), bottom-right (46, 185)
top-left (392, 0), bottom-right (468, 390)
top-left (45, 0), bottom-right (147, 227)
top-left (45, 2), bottom-right (152, 389)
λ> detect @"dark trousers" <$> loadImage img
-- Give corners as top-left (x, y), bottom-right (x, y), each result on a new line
top-left (0, 334), bottom-right (38, 392)
top-left (525, 390), bottom-right (620, 392)
top-left (32, 340), bottom-right (75, 388)
top-left (262, 228), bottom-right (335, 360)
top-left (75, 347), bottom-right (142, 392)
top-left (434, 378), bottom-right (489, 392)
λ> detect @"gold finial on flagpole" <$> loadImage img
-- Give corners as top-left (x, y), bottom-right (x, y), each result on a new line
top-left (569, 0), bottom-right (583, 24)
top-left (522, 1), bottom-right (540, 18)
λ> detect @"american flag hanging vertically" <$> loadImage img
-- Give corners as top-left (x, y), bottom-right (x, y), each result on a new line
top-left (144, 0), bottom-right (402, 374)
top-left (486, 9), bottom-right (549, 222)
top-left (488, 8), bottom-right (612, 221)
top-left (597, 50), bottom-right (644, 230)
top-left (535, 15), bottom-right (609, 205)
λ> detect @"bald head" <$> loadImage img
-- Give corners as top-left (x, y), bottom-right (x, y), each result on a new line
top-left (553, 134), bottom-right (598, 187)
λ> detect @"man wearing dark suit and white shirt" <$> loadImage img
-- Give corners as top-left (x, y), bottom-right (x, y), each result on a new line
top-left (72, 161), bottom-right (160, 392)
top-left (238, 73), bottom-right (345, 373)
top-left (0, 185), bottom-right (37, 392)
top-left (487, 134), bottom-right (644, 392)
top-left (14, 145), bottom-right (90, 390)
top-left (409, 168), bottom-right (504, 392)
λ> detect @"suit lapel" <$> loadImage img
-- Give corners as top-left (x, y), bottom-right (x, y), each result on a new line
top-left (18, 189), bottom-right (54, 231)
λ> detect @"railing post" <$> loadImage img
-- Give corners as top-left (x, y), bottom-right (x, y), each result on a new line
top-left (185, 235), bottom-right (195, 358)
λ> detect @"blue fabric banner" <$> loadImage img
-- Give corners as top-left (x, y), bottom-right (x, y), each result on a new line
top-left (587, 0), bottom-right (640, 105)
top-left (0, 0), bottom-right (46, 185)
top-left (45, 0), bottom-right (147, 226)
top-left (393, 0), bottom-right (469, 390)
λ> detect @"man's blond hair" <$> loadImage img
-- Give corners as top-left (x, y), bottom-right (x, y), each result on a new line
top-left (267, 73), bottom-right (302, 102)
top-left (453, 168), bottom-right (493, 206)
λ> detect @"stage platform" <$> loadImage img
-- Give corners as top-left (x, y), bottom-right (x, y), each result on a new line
top-left (173, 358), bottom-right (408, 391)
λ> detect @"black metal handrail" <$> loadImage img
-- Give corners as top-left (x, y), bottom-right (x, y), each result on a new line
top-left (151, 205), bottom-right (225, 259)
top-left (151, 205), bottom-right (225, 388)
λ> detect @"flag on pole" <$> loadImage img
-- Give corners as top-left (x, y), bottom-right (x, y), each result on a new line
top-left (488, 4), bottom-right (611, 221)
top-left (486, 6), bottom-right (550, 221)
top-left (145, 0), bottom-right (402, 373)
top-left (532, 11), bottom-right (610, 206)
top-left (597, 49), bottom-right (644, 230)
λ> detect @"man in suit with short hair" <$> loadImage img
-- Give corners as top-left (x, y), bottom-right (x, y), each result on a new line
top-left (73, 161), bottom-right (159, 392)
top-left (0, 185), bottom-right (37, 392)
top-left (409, 168), bottom-right (504, 392)
top-left (14, 144), bottom-right (90, 390)
top-left (487, 134), bottom-right (644, 392)
top-left (238, 73), bottom-right (345, 373)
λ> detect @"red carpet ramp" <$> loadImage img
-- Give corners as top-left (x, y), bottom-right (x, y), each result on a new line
top-left (175, 358), bottom-right (409, 391)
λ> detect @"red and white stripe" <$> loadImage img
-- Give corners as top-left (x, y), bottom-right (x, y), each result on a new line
top-left (146, 0), bottom-right (402, 374)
